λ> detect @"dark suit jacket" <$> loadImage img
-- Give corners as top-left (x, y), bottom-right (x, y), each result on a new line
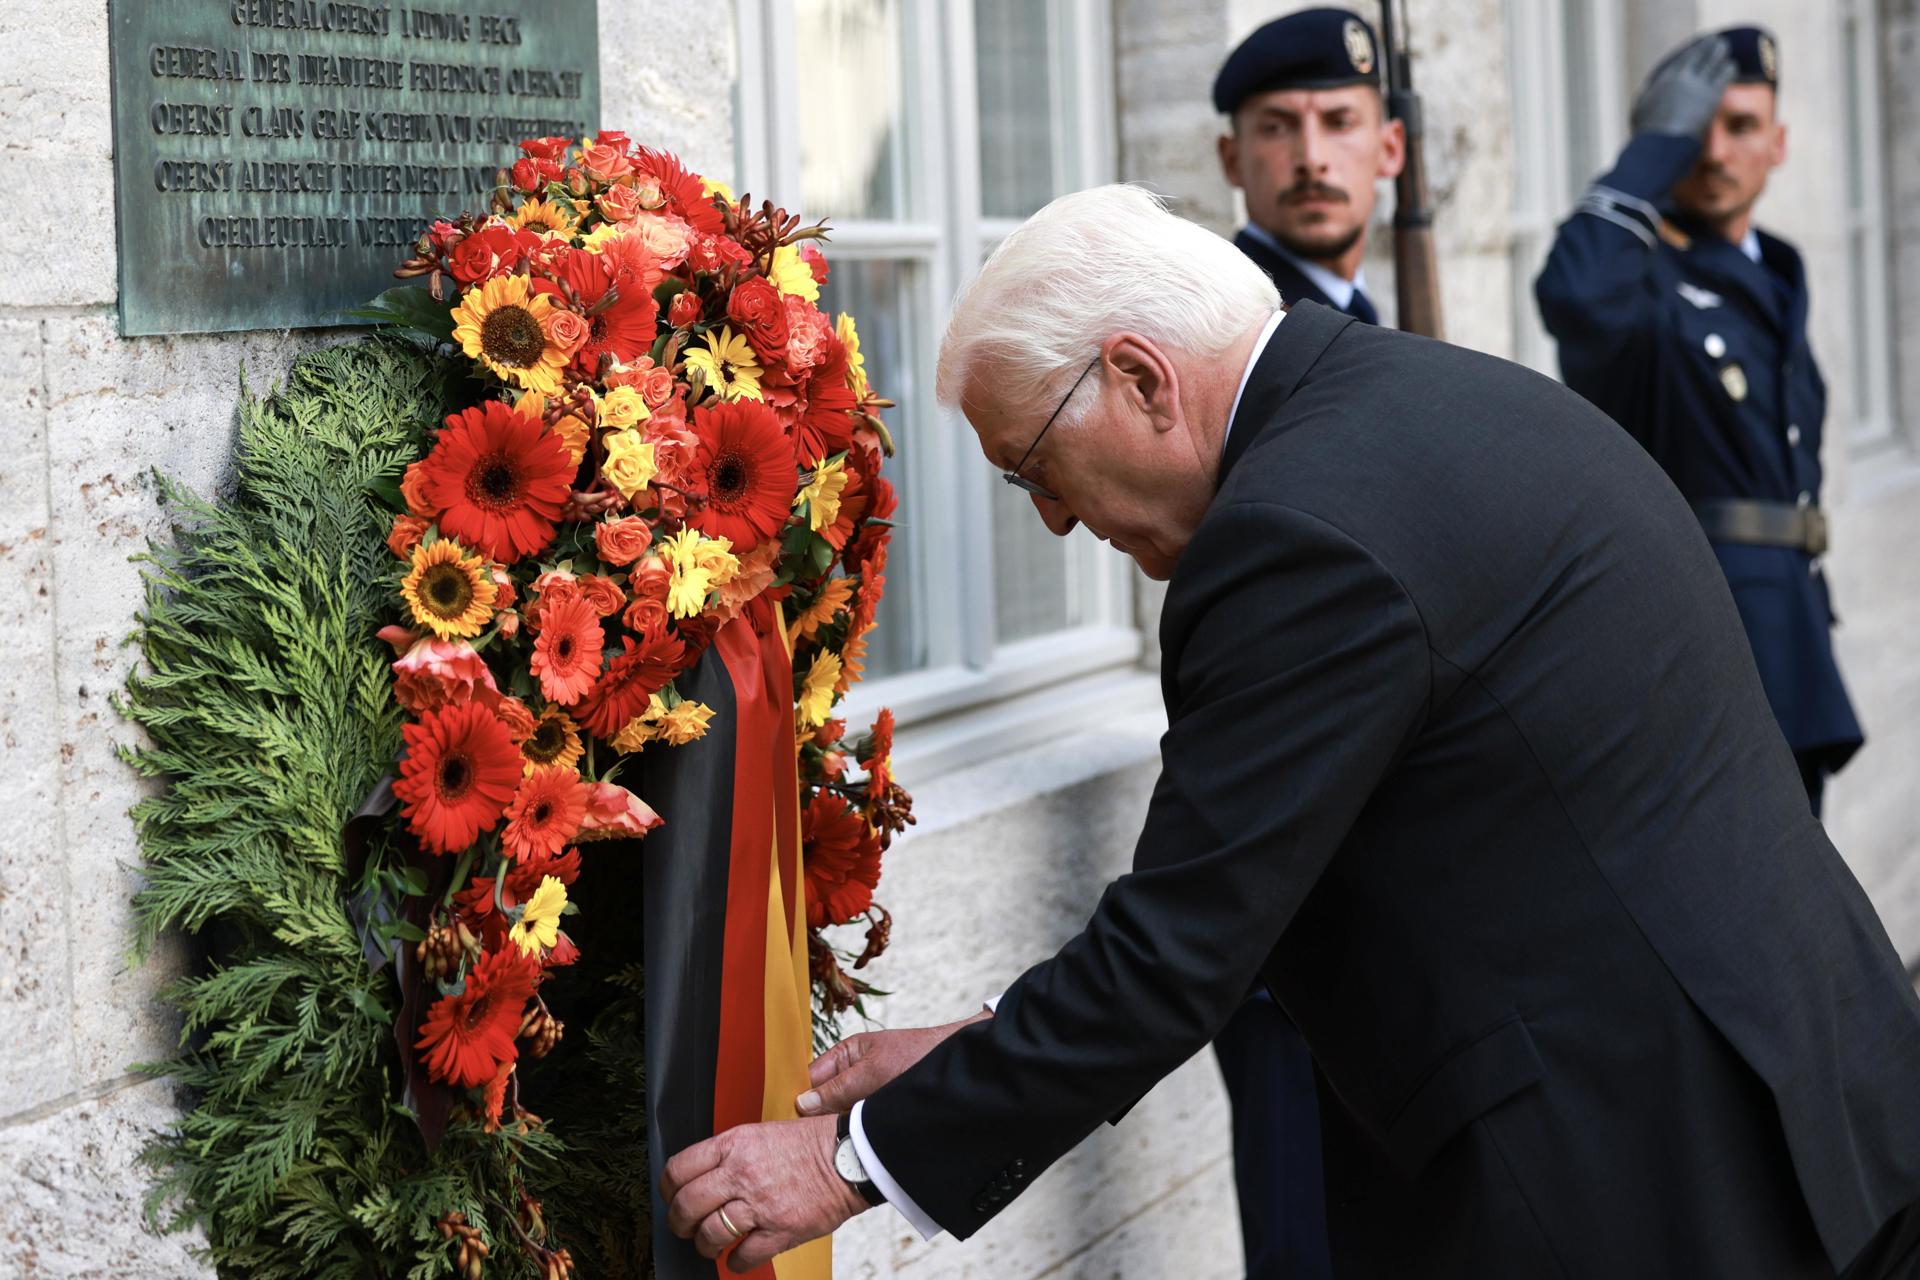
top-left (862, 301), bottom-right (1920, 1276)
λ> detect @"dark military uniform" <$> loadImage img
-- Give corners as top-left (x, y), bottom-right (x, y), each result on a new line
top-left (1234, 227), bottom-right (1380, 324)
top-left (1536, 107), bottom-right (1861, 812)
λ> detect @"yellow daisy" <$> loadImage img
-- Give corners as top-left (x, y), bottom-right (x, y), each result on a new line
top-left (682, 326), bottom-right (764, 402)
top-left (400, 539), bottom-right (497, 640)
top-left (579, 222), bottom-right (628, 254)
top-left (509, 875), bottom-right (568, 956)
top-left (451, 275), bottom-right (568, 394)
top-left (797, 650), bottom-right (843, 730)
top-left (768, 245), bottom-right (820, 302)
top-left (511, 197), bottom-right (578, 239)
top-left (793, 457), bottom-right (850, 532)
top-left (701, 175), bottom-right (735, 203)
top-left (660, 529), bottom-right (717, 618)
top-left (835, 313), bottom-right (871, 399)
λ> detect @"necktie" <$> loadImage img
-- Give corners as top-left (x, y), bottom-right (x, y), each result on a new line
top-left (1346, 289), bottom-right (1378, 326)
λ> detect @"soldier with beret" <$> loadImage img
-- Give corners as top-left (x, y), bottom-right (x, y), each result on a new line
top-left (1204, 10), bottom-right (1409, 1276)
top-left (1536, 27), bottom-right (1863, 815)
top-left (1214, 6), bottom-right (1403, 323)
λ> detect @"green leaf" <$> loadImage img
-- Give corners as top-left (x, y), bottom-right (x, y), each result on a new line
top-left (347, 987), bottom-right (392, 1025)
top-left (344, 284), bottom-right (457, 344)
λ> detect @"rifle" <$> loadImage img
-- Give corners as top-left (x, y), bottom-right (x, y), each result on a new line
top-left (1380, 0), bottom-right (1445, 339)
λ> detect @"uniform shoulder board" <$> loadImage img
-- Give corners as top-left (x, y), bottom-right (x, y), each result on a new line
top-left (1677, 282), bottom-right (1724, 310)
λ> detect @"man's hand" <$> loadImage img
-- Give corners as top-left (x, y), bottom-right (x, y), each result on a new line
top-left (1630, 34), bottom-right (1736, 139)
top-left (661, 1115), bottom-right (867, 1272)
top-left (796, 1010), bottom-right (992, 1117)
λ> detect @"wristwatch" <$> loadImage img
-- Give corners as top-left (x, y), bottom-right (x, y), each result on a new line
top-left (833, 1111), bottom-right (885, 1207)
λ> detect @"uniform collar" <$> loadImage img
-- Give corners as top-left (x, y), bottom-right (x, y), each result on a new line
top-left (1239, 222), bottom-right (1368, 311)
top-left (1219, 299), bottom-right (1357, 484)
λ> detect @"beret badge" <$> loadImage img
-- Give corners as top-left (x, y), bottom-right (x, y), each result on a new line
top-left (1344, 17), bottom-right (1375, 75)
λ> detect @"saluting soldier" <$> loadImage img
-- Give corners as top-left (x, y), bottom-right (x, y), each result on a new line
top-left (1536, 27), bottom-right (1862, 814)
top-left (1198, 11), bottom-right (1407, 1277)
top-left (1215, 7), bottom-right (1403, 324)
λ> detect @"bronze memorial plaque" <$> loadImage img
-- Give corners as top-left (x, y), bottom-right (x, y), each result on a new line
top-left (109, 1), bottom-right (600, 335)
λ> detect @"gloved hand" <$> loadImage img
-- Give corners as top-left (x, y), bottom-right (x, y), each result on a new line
top-left (1630, 34), bottom-right (1736, 139)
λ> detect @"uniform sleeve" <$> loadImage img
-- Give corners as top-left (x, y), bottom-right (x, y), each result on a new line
top-left (858, 502), bottom-right (1432, 1238)
top-left (1534, 134), bottom-right (1700, 361)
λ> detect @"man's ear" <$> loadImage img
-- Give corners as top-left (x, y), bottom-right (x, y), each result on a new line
top-left (1218, 128), bottom-right (1244, 188)
top-left (1102, 334), bottom-right (1181, 435)
top-left (1378, 115), bottom-right (1407, 181)
top-left (1770, 120), bottom-right (1788, 170)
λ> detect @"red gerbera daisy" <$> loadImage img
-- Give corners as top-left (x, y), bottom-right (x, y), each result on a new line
top-left (686, 400), bottom-right (799, 552)
top-left (536, 246), bottom-right (658, 374)
top-left (419, 403), bottom-right (573, 563)
top-left (415, 944), bottom-right (541, 1088)
top-left (633, 146), bottom-right (725, 235)
top-left (394, 702), bottom-right (522, 854)
top-left (502, 767), bottom-right (591, 861)
top-left (797, 337), bottom-right (858, 465)
top-left (802, 791), bottom-right (884, 929)
top-left (530, 595), bottom-right (604, 706)
top-left (576, 629), bottom-right (689, 739)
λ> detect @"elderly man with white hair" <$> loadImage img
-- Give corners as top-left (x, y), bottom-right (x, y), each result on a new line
top-left (664, 185), bottom-right (1920, 1278)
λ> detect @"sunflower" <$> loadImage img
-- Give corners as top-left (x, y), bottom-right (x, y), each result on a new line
top-left (529, 596), bottom-right (604, 706)
top-left (801, 791), bottom-right (883, 929)
top-left (794, 456), bottom-right (850, 533)
top-left (519, 706), bottom-right (584, 774)
top-left (394, 702), bottom-right (523, 855)
top-left (502, 767), bottom-right (590, 861)
top-left (419, 402), bottom-right (575, 563)
top-left (796, 649), bottom-right (843, 730)
top-left (577, 631), bottom-right (688, 739)
top-left (686, 400), bottom-right (798, 551)
top-left (510, 875), bottom-right (569, 955)
top-left (399, 539), bottom-right (497, 640)
top-left (682, 325), bottom-right (764, 402)
top-left (511, 197), bottom-right (578, 238)
top-left (452, 275), bottom-right (569, 393)
top-left (415, 944), bottom-right (540, 1088)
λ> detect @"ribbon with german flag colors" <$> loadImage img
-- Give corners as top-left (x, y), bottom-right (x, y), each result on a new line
top-left (642, 599), bottom-right (830, 1280)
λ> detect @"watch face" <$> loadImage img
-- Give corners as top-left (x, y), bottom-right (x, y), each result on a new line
top-left (834, 1137), bottom-right (866, 1184)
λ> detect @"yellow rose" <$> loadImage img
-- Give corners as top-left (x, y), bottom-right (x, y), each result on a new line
top-left (597, 384), bottom-right (649, 429)
top-left (601, 429), bottom-right (657, 500)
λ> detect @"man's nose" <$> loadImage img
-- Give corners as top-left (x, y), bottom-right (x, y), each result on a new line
top-left (1702, 119), bottom-right (1734, 167)
top-left (1030, 493), bottom-right (1078, 536)
top-left (1295, 118), bottom-right (1328, 175)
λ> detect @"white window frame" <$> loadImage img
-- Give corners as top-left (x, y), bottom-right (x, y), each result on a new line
top-left (1839, 0), bottom-right (1900, 454)
top-left (734, 0), bottom-right (1136, 737)
top-left (1505, 0), bottom-right (1626, 376)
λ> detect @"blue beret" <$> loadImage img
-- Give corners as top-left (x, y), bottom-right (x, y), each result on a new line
top-left (1213, 7), bottom-right (1382, 116)
top-left (1718, 25), bottom-right (1779, 86)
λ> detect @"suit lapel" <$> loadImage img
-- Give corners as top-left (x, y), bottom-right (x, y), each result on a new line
top-left (1219, 300), bottom-right (1357, 483)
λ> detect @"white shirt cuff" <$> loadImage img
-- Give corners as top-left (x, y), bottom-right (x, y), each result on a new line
top-left (984, 992), bottom-right (1002, 1013)
top-left (852, 1098), bottom-right (944, 1240)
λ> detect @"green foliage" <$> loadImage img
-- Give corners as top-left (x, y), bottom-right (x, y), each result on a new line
top-left (119, 338), bottom-right (563, 1278)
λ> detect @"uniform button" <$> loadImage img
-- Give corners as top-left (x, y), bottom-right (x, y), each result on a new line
top-left (1787, 424), bottom-right (1802, 446)
top-left (1704, 333), bottom-right (1726, 358)
top-left (1797, 491), bottom-right (1812, 507)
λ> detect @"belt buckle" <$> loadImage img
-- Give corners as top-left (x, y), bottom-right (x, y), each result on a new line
top-left (1804, 507), bottom-right (1829, 557)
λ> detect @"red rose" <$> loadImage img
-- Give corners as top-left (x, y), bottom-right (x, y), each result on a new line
top-left (521, 136), bottom-right (572, 161)
top-left (544, 308), bottom-right (590, 357)
top-left (511, 156), bottom-right (560, 192)
top-left (667, 291), bottom-right (703, 328)
top-left (450, 224), bottom-right (532, 285)
top-left (802, 243), bottom-right (829, 285)
top-left (727, 277), bottom-right (790, 360)
top-left (595, 516), bottom-right (654, 566)
top-left (594, 129), bottom-right (633, 151)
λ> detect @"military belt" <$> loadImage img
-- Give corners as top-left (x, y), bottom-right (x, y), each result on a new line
top-left (1693, 499), bottom-right (1828, 557)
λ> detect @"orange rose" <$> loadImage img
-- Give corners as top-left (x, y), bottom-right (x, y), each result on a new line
top-left (630, 554), bottom-right (671, 602)
top-left (622, 594), bottom-right (668, 637)
top-left (597, 182), bottom-right (643, 223)
top-left (578, 573), bottom-right (627, 617)
top-left (595, 516), bottom-right (653, 566)
top-left (400, 460), bottom-right (434, 517)
top-left (580, 141), bottom-right (632, 181)
top-left (638, 364), bottom-right (678, 409)
top-left (387, 513), bottom-right (430, 559)
top-left (544, 308), bottom-right (590, 357)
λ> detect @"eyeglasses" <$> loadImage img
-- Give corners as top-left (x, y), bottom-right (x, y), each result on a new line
top-left (1002, 357), bottom-right (1098, 503)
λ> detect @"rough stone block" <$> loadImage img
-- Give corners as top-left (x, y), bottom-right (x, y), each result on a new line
top-left (0, 5), bottom-right (115, 307)
top-left (600, 1), bottom-right (736, 179)
top-left (0, 316), bottom-right (78, 1116)
top-left (0, 1078), bottom-right (211, 1278)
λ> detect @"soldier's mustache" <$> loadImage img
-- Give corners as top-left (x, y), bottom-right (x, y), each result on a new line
top-left (1280, 181), bottom-right (1349, 205)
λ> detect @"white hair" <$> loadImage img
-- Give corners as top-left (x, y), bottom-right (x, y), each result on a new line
top-left (935, 184), bottom-right (1280, 423)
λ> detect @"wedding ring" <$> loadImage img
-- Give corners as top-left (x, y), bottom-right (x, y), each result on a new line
top-left (718, 1205), bottom-right (746, 1240)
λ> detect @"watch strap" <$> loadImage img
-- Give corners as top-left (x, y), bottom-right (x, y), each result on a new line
top-left (835, 1110), bottom-right (885, 1207)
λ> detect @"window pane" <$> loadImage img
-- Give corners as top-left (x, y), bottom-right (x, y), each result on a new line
top-left (974, 0), bottom-right (1061, 218)
top-left (817, 257), bottom-right (928, 678)
top-left (991, 476), bottom-right (1084, 642)
top-left (796, 0), bottom-right (908, 221)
